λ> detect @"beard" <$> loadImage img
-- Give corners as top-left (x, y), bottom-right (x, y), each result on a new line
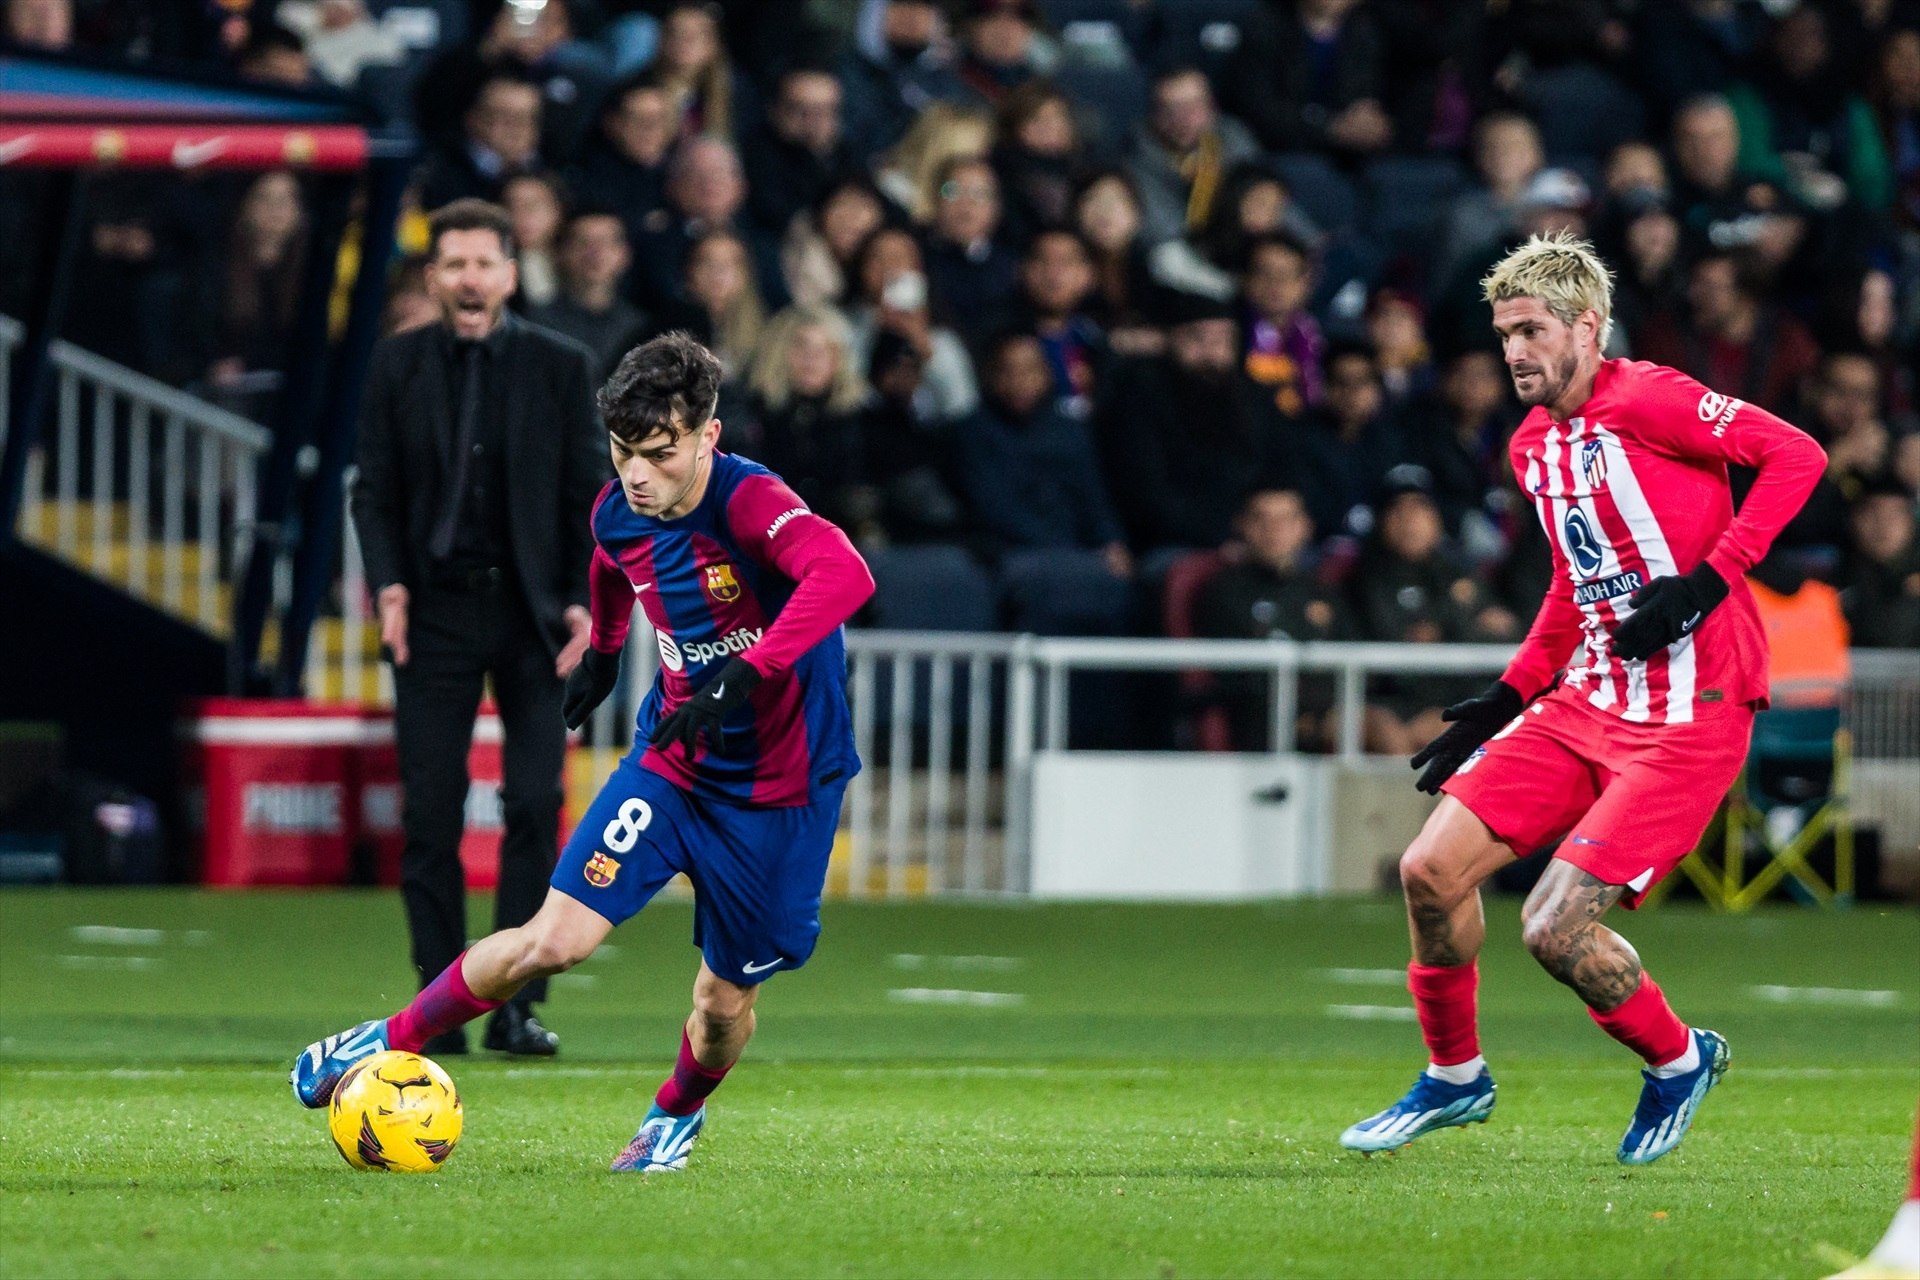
top-left (1512, 353), bottom-right (1575, 408)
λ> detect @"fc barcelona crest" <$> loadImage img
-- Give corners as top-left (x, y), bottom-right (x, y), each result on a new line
top-left (1580, 439), bottom-right (1607, 489)
top-left (704, 563), bottom-right (741, 602)
top-left (584, 852), bottom-right (620, 887)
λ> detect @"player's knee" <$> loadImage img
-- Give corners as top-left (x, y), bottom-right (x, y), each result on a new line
top-left (691, 982), bottom-right (753, 1035)
top-left (521, 924), bottom-right (595, 978)
top-left (1399, 841), bottom-right (1454, 906)
top-left (1519, 912), bottom-right (1572, 971)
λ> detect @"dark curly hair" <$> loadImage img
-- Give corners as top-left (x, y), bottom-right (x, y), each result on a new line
top-left (597, 331), bottom-right (723, 444)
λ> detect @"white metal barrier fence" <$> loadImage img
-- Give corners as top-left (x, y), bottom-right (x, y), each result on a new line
top-left (0, 314), bottom-right (272, 633)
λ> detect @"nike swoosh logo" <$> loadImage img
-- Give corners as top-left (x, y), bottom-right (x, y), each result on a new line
top-left (741, 958), bottom-right (781, 974)
top-left (170, 138), bottom-right (227, 168)
top-left (0, 135), bottom-right (36, 165)
top-left (1571, 835), bottom-right (1606, 846)
top-left (634, 582), bottom-right (652, 593)
top-left (708, 682), bottom-right (725, 700)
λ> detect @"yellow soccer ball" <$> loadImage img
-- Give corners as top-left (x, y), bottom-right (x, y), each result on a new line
top-left (327, 1050), bottom-right (463, 1173)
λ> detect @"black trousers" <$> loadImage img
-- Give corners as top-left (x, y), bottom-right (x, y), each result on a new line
top-left (392, 577), bottom-right (565, 1005)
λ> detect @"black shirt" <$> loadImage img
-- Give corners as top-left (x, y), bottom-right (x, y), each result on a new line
top-left (438, 319), bottom-right (512, 575)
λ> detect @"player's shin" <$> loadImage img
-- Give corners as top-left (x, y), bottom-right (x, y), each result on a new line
top-left (386, 950), bottom-right (505, 1053)
top-left (655, 1028), bottom-right (737, 1116)
top-left (1409, 961), bottom-right (1484, 1081)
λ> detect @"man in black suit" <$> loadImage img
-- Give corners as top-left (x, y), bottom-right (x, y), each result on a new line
top-left (351, 199), bottom-right (608, 1057)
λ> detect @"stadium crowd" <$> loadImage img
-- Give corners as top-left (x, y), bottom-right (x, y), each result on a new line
top-left (4, 0), bottom-right (1918, 747)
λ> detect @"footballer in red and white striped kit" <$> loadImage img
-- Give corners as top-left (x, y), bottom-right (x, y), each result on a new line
top-left (1340, 232), bottom-right (1827, 1164)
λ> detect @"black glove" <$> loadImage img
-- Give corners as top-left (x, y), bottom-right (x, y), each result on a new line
top-left (1410, 681), bottom-right (1525, 795)
top-left (562, 647), bottom-right (622, 730)
top-left (649, 657), bottom-right (762, 759)
top-left (1612, 563), bottom-right (1729, 663)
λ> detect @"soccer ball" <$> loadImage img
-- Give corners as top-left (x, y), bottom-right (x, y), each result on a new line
top-left (327, 1050), bottom-right (463, 1173)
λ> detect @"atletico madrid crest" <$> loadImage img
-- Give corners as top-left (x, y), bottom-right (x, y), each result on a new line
top-left (1581, 440), bottom-right (1608, 489)
top-left (704, 563), bottom-right (741, 602)
top-left (584, 852), bottom-right (620, 887)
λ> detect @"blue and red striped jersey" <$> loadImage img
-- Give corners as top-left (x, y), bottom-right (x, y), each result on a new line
top-left (586, 452), bottom-right (873, 808)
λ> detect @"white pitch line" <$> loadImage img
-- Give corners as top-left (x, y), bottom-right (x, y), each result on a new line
top-left (887, 987), bottom-right (1026, 1007)
top-left (889, 954), bottom-right (1025, 972)
top-left (1320, 968), bottom-right (1407, 985)
top-left (553, 972), bottom-right (598, 988)
top-left (56, 954), bottom-right (161, 971)
top-left (68, 926), bottom-right (165, 946)
top-left (1325, 1003), bottom-right (1418, 1022)
top-left (1749, 985), bottom-right (1903, 1008)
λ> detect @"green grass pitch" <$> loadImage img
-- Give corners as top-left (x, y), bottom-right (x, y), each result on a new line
top-left (1, 890), bottom-right (1915, 1279)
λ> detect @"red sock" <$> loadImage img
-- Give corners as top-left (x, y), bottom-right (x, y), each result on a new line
top-left (1588, 974), bottom-right (1691, 1066)
top-left (1408, 962), bottom-right (1480, 1066)
top-left (386, 952), bottom-right (502, 1053)
top-left (654, 1030), bottom-right (732, 1116)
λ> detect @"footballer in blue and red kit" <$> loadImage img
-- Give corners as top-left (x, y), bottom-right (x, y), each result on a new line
top-left (292, 334), bottom-right (874, 1174)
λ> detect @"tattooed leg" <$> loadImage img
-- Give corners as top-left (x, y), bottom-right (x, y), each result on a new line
top-left (1520, 858), bottom-right (1643, 1011)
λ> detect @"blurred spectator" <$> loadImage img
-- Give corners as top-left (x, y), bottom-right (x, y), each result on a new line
top-left (1822, 266), bottom-right (1914, 419)
top-left (569, 75), bottom-right (677, 252)
top-left (1129, 67), bottom-right (1261, 247)
top-left (4, 0), bottom-right (70, 50)
top-left (232, 21), bottom-right (315, 88)
top-left (1668, 94), bottom-right (1807, 275)
top-left (627, 136), bottom-right (779, 315)
top-left (525, 209), bottom-right (646, 384)
top-left (1193, 487), bottom-right (1352, 749)
top-left (1350, 472), bottom-right (1513, 753)
top-left (201, 170), bottom-right (308, 411)
top-left (271, 2), bottom-right (401, 92)
top-left (1153, 164), bottom-right (1324, 298)
top-left (1099, 291), bottom-right (1285, 554)
top-left (1237, 232), bottom-right (1323, 419)
top-left (1403, 349), bottom-right (1520, 558)
top-left (416, 66), bottom-right (545, 209)
top-left (1367, 288), bottom-right (1433, 409)
top-left (1779, 352), bottom-right (1898, 553)
top-left (1636, 250), bottom-right (1821, 413)
top-left (782, 177), bottom-right (891, 309)
top-left (1840, 480), bottom-right (1920, 648)
top-left (1725, 6), bottom-right (1893, 215)
top-left (845, 226), bottom-right (979, 425)
top-left (1294, 342), bottom-right (1408, 539)
top-left (1436, 112), bottom-right (1545, 289)
top-left (1073, 171), bottom-right (1162, 355)
top-left (1430, 166), bottom-right (1593, 354)
top-left (741, 66), bottom-right (858, 238)
top-left (992, 79), bottom-right (1082, 247)
top-left (1015, 228), bottom-right (1105, 420)
top-left (959, 331), bottom-right (1130, 635)
top-left (838, 0), bottom-right (969, 162)
top-left (1635, 0), bottom-right (1771, 124)
top-left (1604, 140), bottom-right (1671, 202)
top-left (382, 254), bottom-right (439, 336)
top-left (953, 0), bottom-right (1058, 109)
top-left (1600, 187), bottom-right (1686, 347)
top-left (501, 171), bottom-right (565, 309)
top-left (472, 0), bottom-right (611, 163)
top-left (645, 229), bottom-right (766, 377)
top-left (924, 155), bottom-right (1020, 341)
top-left (857, 328), bottom-right (969, 544)
top-left (1870, 27), bottom-right (1920, 231)
top-left (874, 102), bottom-right (994, 221)
top-left (652, 1), bottom-right (752, 141)
top-left (743, 304), bottom-right (872, 531)
top-left (1223, 0), bottom-right (1393, 159)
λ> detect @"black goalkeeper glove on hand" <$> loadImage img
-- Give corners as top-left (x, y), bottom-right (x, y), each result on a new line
top-left (1612, 563), bottom-right (1729, 663)
top-left (649, 657), bottom-right (763, 759)
top-left (562, 647), bottom-right (622, 730)
top-left (1410, 680), bottom-right (1525, 795)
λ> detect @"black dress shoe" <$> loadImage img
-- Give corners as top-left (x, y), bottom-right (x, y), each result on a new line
top-left (420, 1028), bottom-right (468, 1057)
top-left (484, 1003), bottom-right (559, 1056)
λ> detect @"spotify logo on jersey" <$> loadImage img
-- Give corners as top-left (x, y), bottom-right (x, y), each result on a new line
top-left (657, 632), bottom-right (684, 672)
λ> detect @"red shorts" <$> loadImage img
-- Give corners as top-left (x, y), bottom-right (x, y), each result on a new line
top-left (1441, 685), bottom-right (1754, 907)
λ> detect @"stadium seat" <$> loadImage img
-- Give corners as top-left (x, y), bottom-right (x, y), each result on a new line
top-left (1652, 699), bottom-right (1855, 912)
top-left (1363, 155), bottom-right (1470, 269)
top-left (1520, 65), bottom-right (1646, 166)
top-left (1160, 549), bottom-right (1234, 752)
top-left (1054, 61), bottom-right (1149, 162)
top-left (863, 545), bottom-right (998, 633)
top-left (1269, 152), bottom-right (1363, 237)
top-left (1146, 0), bottom-right (1263, 81)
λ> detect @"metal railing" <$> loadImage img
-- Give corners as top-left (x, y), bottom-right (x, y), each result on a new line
top-left (1, 315), bottom-right (272, 633)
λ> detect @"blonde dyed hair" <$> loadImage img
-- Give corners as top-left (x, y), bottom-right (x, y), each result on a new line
top-left (1480, 230), bottom-right (1615, 350)
top-left (747, 304), bottom-right (869, 415)
top-left (881, 104), bottom-right (994, 222)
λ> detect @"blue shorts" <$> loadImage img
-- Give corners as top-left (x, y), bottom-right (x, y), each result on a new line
top-left (551, 757), bottom-right (847, 986)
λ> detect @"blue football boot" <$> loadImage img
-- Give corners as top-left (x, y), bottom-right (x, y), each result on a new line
top-left (1617, 1028), bottom-right (1729, 1165)
top-left (1340, 1068), bottom-right (1498, 1152)
top-left (610, 1104), bottom-right (705, 1172)
top-left (289, 1019), bottom-right (389, 1109)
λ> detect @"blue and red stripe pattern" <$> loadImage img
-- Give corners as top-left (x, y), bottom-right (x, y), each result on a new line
top-left (587, 454), bottom-right (866, 808)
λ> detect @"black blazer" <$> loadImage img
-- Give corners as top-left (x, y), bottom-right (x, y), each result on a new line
top-left (350, 316), bottom-right (609, 657)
